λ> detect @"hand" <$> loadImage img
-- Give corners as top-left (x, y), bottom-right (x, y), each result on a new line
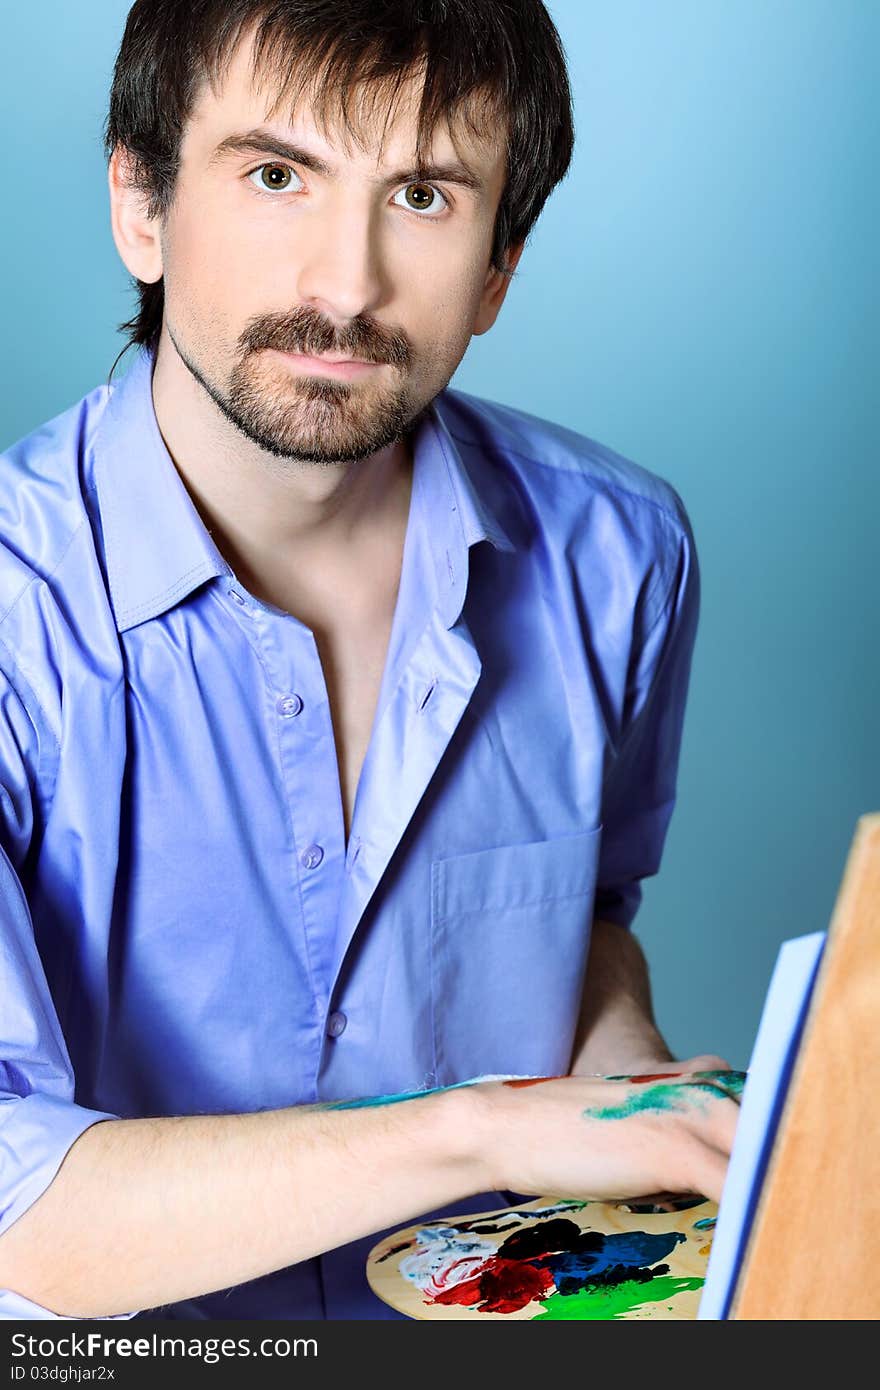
top-left (476, 1071), bottom-right (741, 1205)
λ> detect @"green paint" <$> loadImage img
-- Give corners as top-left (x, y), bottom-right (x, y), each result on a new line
top-left (584, 1071), bottom-right (747, 1121)
top-left (533, 1275), bottom-right (705, 1320)
top-left (694, 1216), bottom-right (717, 1230)
top-left (691, 1070), bottom-right (747, 1100)
top-left (583, 1083), bottom-right (693, 1121)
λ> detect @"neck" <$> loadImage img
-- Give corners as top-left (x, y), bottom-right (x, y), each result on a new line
top-left (150, 329), bottom-right (414, 611)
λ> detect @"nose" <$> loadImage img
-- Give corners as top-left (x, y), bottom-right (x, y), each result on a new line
top-left (294, 194), bottom-right (387, 325)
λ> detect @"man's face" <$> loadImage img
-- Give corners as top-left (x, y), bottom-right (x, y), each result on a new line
top-left (149, 36), bottom-right (510, 463)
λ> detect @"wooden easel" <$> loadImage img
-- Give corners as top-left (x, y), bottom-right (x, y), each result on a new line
top-left (731, 813), bottom-right (880, 1319)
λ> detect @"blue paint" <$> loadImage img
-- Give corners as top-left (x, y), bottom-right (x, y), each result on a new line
top-left (694, 1217), bottom-right (717, 1230)
top-left (539, 1231), bottom-right (686, 1296)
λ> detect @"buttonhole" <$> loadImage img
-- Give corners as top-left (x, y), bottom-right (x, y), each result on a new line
top-left (418, 680), bottom-right (437, 711)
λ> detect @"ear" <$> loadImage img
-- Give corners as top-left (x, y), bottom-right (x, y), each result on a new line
top-left (108, 146), bottom-right (164, 284)
top-left (473, 240), bottom-right (525, 336)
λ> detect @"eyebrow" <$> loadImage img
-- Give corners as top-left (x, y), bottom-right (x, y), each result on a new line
top-left (209, 127), bottom-right (484, 191)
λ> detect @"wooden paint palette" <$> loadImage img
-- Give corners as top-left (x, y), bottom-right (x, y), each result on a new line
top-left (367, 1194), bottom-right (718, 1320)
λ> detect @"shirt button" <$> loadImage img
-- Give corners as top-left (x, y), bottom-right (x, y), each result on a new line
top-left (327, 1011), bottom-right (347, 1038)
top-left (228, 589), bottom-right (246, 607)
top-left (301, 844), bottom-right (324, 870)
top-left (277, 694), bottom-right (304, 718)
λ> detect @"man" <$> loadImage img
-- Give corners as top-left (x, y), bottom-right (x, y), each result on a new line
top-left (0, 0), bottom-right (734, 1320)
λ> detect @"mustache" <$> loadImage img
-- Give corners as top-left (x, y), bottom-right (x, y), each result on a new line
top-left (238, 307), bottom-right (413, 368)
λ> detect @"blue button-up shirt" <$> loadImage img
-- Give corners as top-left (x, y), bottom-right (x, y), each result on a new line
top-left (0, 347), bottom-right (698, 1319)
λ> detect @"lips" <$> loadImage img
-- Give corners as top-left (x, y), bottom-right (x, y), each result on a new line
top-left (302, 351), bottom-right (371, 365)
top-left (270, 348), bottom-right (384, 379)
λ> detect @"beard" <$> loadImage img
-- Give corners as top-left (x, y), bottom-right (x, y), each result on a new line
top-left (169, 306), bottom-right (426, 464)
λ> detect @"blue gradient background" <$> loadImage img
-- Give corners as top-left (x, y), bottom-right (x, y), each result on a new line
top-left (1, 2), bottom-right (876, 1067)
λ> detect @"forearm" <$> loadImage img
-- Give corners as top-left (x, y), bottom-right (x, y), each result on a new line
top-left (0, 1089), bottom-right (489, 1319)
top-left (569, 918), bottom-right (673, 1075)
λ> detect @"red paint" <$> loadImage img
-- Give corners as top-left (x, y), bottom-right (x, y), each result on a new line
top-left (434, 1259), bottom-right (554, 1314)
top-left (626, 1072), bottom-right (682, 1083)
top-left (502, 1076), bottom-right (563, 1089)
top-left (433, 1275), bottom-right (484, 1308)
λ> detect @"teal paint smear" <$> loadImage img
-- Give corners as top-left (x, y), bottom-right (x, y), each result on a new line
top-left (691, 1070), bottom-right (747, 1100)
top-left (533, 1275), bottom-right (705, 1320)
top-left (583, 1083), bottom-right (693, 1121)
top-left (323, 1083), bottom-right (464, 1110)
top-left (694, 1217), bottom-right (717, 1231)
top-left (584, 1071), bottom-right (747, 1121)
top-left (319, 1076), bottom-right (502, 1110)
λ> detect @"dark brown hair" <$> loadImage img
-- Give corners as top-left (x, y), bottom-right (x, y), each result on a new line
top-left (106, 0), bottom-right (575, 351)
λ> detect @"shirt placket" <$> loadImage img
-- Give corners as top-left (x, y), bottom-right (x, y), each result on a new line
top-left (246, 593), bottom-right (347, 1068)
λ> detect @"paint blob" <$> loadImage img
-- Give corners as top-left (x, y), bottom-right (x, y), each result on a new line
top-left (533, 1275), bottom-right (705, 1321)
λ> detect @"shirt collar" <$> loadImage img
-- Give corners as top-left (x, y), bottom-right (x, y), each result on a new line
top-left (92, 345), bottom-right (230, 633)
top-left (416, 399), bottom-right (515, 628)
top-left (92, 344), bottom-right (514, 634)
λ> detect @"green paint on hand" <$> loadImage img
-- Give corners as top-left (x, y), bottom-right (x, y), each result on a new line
top-left (583, 1082), bottom-right (694, 1120)
top-left (691, 1070), bottom-right (747, 1100)
top-left (584, 1071), bottom-right (747, 1120)
top-left (533, 1275), bottom-right (705, 1320)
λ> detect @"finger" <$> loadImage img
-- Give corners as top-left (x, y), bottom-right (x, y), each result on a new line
top-left (684, 1141), bottom-right (730, 1206)
top-left (702, 1091), bottom-right (741, 1156)
top-left (676, 1054), bottom-right (734, 1073)
top-left (612, 1193), bottom-right (706, 1214)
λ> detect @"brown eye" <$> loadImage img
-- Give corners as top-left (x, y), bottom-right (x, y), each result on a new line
top-left (404, 183), bottom-right (436, 210)
top-left (394, 182), bottom-right (447, 216)
top-left (257, 164), bottom-right (293, 190)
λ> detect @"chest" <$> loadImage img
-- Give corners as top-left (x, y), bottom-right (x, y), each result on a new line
top-left (313, 613), bottom-right (395, 838)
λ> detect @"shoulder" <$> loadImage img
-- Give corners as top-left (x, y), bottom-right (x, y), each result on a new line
top-left (437, 388), bottom-right (694, 551)
top-left (0, 384), bottom-right (111, 622)
top-left (0, 385), bottom-right (115, 733)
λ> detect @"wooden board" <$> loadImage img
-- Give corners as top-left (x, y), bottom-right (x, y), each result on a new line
top-left (732, 813), bottom-right (880, 1319)
top-left (367, 1195), bottom-right (718, 1320)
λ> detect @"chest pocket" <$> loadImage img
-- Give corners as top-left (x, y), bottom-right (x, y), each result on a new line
top-left (430, 826), bottom-right (602, 1083)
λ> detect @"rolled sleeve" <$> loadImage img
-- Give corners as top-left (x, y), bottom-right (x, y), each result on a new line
top-left (594, 507), bottom-right (700, 928)
top-left (0, 1101), bottom-right (125, 1322)
top-left (0, 1090), bottom-right (117, 1239)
